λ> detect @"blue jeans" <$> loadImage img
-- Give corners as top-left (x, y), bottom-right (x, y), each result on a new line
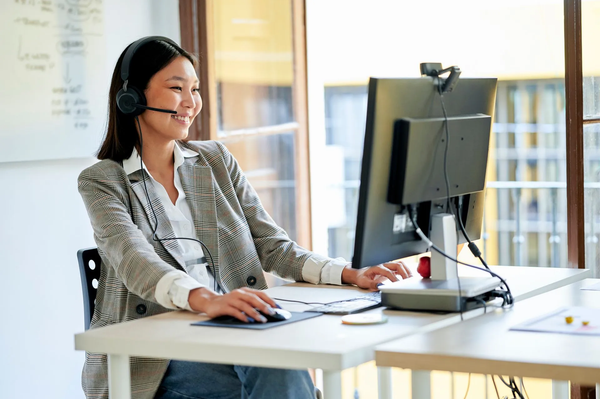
top-left (155, 360), bottom-right (316, 399)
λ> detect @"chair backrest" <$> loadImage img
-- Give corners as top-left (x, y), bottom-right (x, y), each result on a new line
top-left (77, 247), bottom-right (101, 330)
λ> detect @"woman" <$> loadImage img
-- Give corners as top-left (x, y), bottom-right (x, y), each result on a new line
top-left (78, 36), bottom-right (411, 399)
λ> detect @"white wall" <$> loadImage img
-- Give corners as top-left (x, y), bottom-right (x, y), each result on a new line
top-left (0, 1), bottom-right (180, 398)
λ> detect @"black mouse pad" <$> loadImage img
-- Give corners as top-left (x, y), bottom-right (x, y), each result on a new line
top-left (191, 311), bottom-right (323, 330)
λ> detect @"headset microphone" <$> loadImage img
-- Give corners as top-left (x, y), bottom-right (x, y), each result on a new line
top-left (133, 103), bottom-right (177, 114)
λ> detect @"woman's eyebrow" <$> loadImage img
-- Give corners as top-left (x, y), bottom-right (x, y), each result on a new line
top-left (165, 76), bottom-right (199, 84)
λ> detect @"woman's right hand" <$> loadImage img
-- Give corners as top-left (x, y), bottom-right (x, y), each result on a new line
top-left (188, 287), bottom-right (278, 323)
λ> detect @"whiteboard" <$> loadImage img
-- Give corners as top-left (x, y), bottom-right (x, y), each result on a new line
top-left (0, 0), bottom-right (107, 163)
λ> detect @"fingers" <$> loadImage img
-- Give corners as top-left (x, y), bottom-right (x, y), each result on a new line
top-left (366, 265), bottom-right (400, 282)
top-left (224, 305), bottom-right (255, 323)
top-left (231, 298), bottom-right (269, 323)
top-left (354, 262), bottom-right (413, 291)
top-left (241, 287), bottom-right (278, 309)
top-left (383, 261), bottom-right (413, 279)
top-left (365, 274), bottom-right (388, 291)
top-left (350, 265), bottom-right (396, 291)
top-left (226, 289), bottom-right (277, 323)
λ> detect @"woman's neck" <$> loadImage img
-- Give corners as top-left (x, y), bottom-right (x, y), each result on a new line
top-left (140, 138), bottom-right (175, 173)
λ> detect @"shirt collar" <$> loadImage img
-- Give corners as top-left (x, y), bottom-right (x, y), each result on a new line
top-left (122, 142), bottom-right (199, 176)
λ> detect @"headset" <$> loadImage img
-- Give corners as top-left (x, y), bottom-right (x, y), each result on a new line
top-left (116, 36), bottom-right (178, 116)
top-left (118, 36), bottom-right (220, 292)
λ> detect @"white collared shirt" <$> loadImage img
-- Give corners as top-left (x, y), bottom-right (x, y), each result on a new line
top-left (122, 142), bottom-right (347, 312)
top-left (123, 143), bottom-right (214, 311)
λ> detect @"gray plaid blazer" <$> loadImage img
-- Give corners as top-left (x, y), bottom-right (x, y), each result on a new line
top-left (78, 140), bottom-right (313, 399)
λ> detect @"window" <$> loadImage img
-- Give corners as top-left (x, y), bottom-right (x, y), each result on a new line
top-left (181, 0), bottom-right (593, 395)
top-left (309, 1), bottom-right (567, 269)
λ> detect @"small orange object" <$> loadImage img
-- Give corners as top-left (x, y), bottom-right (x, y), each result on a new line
top-left (582, 321), bottom-right (590, 326)
top-left (565, 316), bottom-right (574, 324)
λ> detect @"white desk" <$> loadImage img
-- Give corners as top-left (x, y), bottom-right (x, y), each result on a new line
top-left (376, 265), bottom-right (593, 399)
top-left (376, 278), bottom-right (600, 399)
top-left (74, 266), bottom-right (590, 399)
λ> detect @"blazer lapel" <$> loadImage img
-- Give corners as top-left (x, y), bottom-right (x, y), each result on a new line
top-left (128, 169), bottom-right (187, 271)
top-left (178, 161), bottom-right (220, 279)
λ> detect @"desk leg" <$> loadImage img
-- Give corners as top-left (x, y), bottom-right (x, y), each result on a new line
top-left (322, 370), bottom-right (342, 399)
top-left (378, 367), bottom-right (393, 399)
top-left (108, 354), bottom-right (131, 399)
top-left (411, 370), bottom-right (431, 399)
top-left (551, 380), bottom-right (569, 399)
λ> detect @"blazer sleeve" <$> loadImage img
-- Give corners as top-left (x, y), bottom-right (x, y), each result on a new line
top-left (78, 164), bottom-right (177, 302)
top-left (215, 142), bottom-right (311, 282)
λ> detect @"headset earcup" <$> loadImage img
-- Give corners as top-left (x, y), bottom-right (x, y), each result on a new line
top-left (116, 85), bottom-right (146, 116)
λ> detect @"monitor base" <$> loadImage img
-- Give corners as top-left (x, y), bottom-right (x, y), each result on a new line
top-left (380, 276), bottom-right (503, 312)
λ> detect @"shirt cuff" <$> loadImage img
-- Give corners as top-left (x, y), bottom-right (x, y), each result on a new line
top-left (155, 270), bottom-right (204, 311)
top-left (302, 255), bottom-right (349, 285)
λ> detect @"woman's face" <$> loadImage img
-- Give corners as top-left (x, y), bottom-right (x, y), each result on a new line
top-left (137, 56), bottom-right (202, 144)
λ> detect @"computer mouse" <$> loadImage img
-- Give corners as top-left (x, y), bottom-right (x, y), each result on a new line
top-left (260, 308), bottom-right (292, 322)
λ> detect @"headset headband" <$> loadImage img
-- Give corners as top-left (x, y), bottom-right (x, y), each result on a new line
top-left (120, 36), bottom-right (179, 84)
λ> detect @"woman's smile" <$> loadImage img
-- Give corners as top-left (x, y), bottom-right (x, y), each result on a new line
top-left (171, 114), bottom-right (191, 124)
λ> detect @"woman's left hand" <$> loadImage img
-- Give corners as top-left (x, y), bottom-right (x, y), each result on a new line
top-left (341, 261), bottom-right (412, 291)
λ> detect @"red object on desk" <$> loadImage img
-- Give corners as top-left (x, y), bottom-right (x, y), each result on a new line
top-left (417, 257), bottom-right (431, 278)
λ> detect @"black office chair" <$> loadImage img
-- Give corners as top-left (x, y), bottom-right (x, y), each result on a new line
top-left (77, 247), bottom-right (101, 330)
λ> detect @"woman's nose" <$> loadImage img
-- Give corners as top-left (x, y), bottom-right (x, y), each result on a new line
top-left (182, 90), bottom-right (196, 108)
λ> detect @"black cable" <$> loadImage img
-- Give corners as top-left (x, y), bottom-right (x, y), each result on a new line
top-left (412, 82), bottom-right (514, 308)
top-left (509, 377), bottom-right (525, 399)
top-left (437, 79), bottom-right (492, 276)
top-left (454, 195), bottom-right (510, 297)
top-left (437, 78), bottom-right (464, 321)
top-left (437, 78), bottom-right (452, 213)
top-left (437, 77), bottom-right (506, 313)
top-left (407, 207), bottom-right (514, 308)
top-left (135, 116), bottom-right (220, 293)
top-left (454, 198), bottom-right (491, 272)
top-left (271, 297), bottom-right (326, 306)
top-left (473, 296), bottom-right (487, 313)
top-left (437, 76), bottom-right (504, 315)
top-left (497, 376), bottom-right (525, 399)
top-left (273, 295), bottom-right (384, 307)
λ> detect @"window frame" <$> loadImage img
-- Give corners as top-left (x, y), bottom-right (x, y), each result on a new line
top-left (178, 0), bottom-right (312, 249)
top-left (564, 0), bottom-right (585, 273)
top-left (564, 2), bottom-right (594, 398)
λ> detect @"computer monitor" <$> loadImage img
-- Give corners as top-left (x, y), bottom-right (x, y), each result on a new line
top-left (351, 76), bottom-right (500, 312)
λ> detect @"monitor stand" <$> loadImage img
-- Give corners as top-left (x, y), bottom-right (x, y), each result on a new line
top-left (379, 213), bottom-right (502, 312)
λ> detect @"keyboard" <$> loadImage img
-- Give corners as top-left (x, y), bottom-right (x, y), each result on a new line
top-left (306, 292), bottom-right (382, 315)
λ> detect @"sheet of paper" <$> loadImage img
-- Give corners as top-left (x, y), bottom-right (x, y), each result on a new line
top-left (510, 306), bottom-right (600, 336)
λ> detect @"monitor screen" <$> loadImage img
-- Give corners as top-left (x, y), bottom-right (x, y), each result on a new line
top-left (352, 77), bottom-right (497, 269)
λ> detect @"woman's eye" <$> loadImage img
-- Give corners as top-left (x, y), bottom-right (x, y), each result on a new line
top-left (171, 86), bottom-right (182, 91)
top-left (193, 88), bottom-right (200, 93)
